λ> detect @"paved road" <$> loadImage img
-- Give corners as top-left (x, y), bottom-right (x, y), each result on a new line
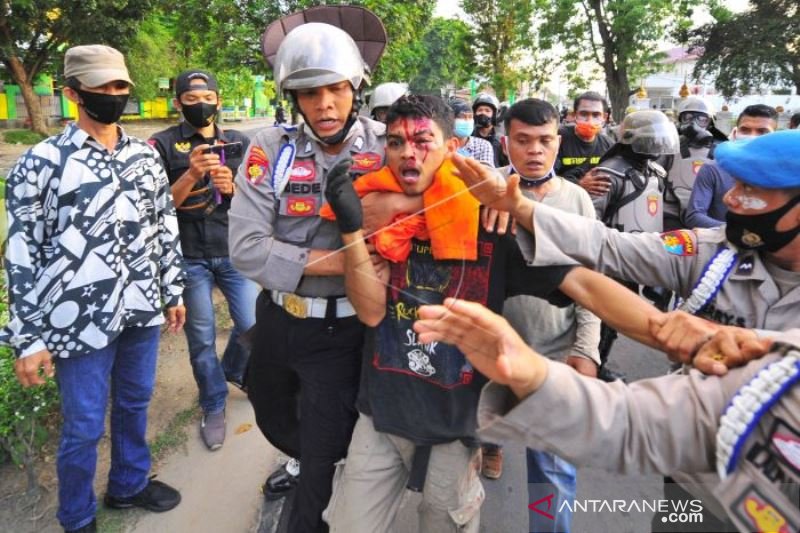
top-left (258, 334), bottom-right (673, 533)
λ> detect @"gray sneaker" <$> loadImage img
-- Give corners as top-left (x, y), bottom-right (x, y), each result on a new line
top-left (201, 411), bottom-right (226, 451)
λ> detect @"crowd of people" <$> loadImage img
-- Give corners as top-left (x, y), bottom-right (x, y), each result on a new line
top-left (2, 7), bottom-right (800, 533)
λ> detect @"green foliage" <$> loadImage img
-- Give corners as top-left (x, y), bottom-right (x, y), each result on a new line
top-left (540, 0), bottom-right (700, 121)
top-left (691, 0), bottom-right (800, 97)
top-left (461, 0), bottom-right (540, 101)
top-left (409, 17), bottom-right (476, 94)
top-left (360, 0), bottom-right (436, 85)
top-left (216, 67), bottom-right (256, 108)
top-left (0, 0), bottom-right (154, 133)
top-left (0, 276), bottom-right (59, 490)
top-left (126, 12), bottom-right (181, 101)
top-left (3, 130), bottom-right (47, 145)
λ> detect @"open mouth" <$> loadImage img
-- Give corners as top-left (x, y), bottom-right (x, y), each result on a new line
top-left (316, 118), bottom-right (339, 132)
top-left (400, 168), bottom-right (421, 184)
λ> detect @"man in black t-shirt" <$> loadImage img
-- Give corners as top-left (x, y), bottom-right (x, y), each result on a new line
top-left (556, 91), bottom-right (614, 195)
top-left (150, 70), bottom-right (259, 451)
top-left (321, 95), bottom-right (662, 532)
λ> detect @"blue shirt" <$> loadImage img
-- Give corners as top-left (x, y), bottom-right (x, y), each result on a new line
top-left (3, 123), bottom-right (185, 359)
top-left (684, 161), bottom-right (734, 228)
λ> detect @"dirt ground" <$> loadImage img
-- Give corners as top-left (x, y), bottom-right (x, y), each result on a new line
top-left (0, 118), bottom-right (274, 532)
top-left (0, 292), bottom-right (232, 533)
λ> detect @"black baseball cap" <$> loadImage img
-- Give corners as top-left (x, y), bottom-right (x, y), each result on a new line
top-left (175, 70), bottom-right (219, 98)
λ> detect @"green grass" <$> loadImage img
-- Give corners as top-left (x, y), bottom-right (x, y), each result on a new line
top-left (149, 406), bottom-right (199, 461)
top-left (2, 130), bottom-right (46, 145)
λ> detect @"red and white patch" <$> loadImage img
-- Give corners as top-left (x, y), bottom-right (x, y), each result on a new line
top-left (351, 152), bottom-right (382, 172)
top-left (772, 432), bottom-right (800, 473)
top-left (286, 197), bottom-right (316, 216)
top-left (692, 160), bottom-right (704, 175)
top-left (290, 160), bottom-right (316, 182)
top-left (246, 146), bottom-right (270, 186)
top-left (647, 194), bottom-right (659, 216)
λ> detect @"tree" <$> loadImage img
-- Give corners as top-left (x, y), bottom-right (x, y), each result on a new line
top-left (460, 0), bottom-right (538, 101)
top-left (409, 17), bottom-right (476, 94)
top-left (691, 0), bottom-right (800, 97)
top-left (540, 0), bottom-right (697, 121)
top-left (126, 12), bottom-right (180, 102)
top-left (360, 0), bottom-right (436, 85)
top-left (0, 0), bottom-right (152, 135)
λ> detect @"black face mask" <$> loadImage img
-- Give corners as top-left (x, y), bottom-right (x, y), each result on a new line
top-left (76, 89), bottom-right (129, 124)
top-left (678, 121), bottom-right (712, 143)
top-left (182, 102), bottom-right (218, 128)
top-left (475, 114), bottom-right (492, 128)
top-left (725, 195), bottom-right (800, 252)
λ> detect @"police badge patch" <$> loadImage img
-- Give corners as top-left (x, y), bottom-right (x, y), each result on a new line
top-left (660, 230), bottom-right (696, 256)
top-left (246, 146), bottom-right (269, 186)
top-left (730, 485), bottom-right (796, 533)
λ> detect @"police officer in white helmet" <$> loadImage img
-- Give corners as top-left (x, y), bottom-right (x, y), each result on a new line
top-left (229, 7), bottom-right (387, 531)
top-left (369, 82), bottom-right (407, 123)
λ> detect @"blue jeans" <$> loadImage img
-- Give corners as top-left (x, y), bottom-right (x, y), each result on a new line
top-left (183, 257), bottom-right (258, 414)
top-left (527, 448), bottom-right (577, 533)
top-left (55, 326), bottom-right (160, 531)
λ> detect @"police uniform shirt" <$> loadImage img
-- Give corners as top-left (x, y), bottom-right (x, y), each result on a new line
top-left (518, 202), bottom-right (800, 332)
top-left (477, 328), bottom-right (800, 533)
top-left (228, 117), bottom-right (386, 297)
top-left (555, 125), bottom-right (614, 183)
top-left (149, 122), bottom-right (249, 258)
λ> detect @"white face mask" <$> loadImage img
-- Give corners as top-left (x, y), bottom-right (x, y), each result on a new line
top-left (731, 127), bottom-right (755, 141)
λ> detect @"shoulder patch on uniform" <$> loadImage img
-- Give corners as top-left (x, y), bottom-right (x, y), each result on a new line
top-left (731, 484), bottom-right (796, 533)
top-left (351, 152), bottom-right (382, 172)
top-left (174, 141), bottom-right (191, 153)
top-left (246, 146), bottom-right (269, 186)
top-left (660, 229), bottom-right (696, 256)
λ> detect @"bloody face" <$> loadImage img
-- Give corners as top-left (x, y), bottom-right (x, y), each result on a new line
top-left (385, 117), bottom-right (451, 196)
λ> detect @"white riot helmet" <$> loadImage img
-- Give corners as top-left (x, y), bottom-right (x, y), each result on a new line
top-left (369, 82), bottom-right (408, 114)
top-left (274, 23), bottom-right (369, 95)
top-left (620, 110), bottom-right (680, 157)
top-left (677, 96), bottom-right (713, 118)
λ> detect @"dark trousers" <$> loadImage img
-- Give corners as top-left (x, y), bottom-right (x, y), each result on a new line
top-left (247, 292), bottom-right (364, 533)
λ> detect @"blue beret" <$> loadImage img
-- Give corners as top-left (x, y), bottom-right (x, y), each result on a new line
top-left (715, 130), bottom-right (800, 189)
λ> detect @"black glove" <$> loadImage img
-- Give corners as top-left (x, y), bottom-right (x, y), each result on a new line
top-left (324, 158), bottom-right (362, 233)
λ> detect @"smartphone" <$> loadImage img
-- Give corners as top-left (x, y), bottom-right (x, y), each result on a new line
top-left (204, 142), bottom-right (243, 161)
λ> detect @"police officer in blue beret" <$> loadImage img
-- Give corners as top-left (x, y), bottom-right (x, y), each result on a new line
top-left (453, 129), bottom-right (800, 532)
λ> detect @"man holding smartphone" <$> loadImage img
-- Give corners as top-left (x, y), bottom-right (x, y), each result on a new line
top-left (150, 70), bottom-right (258, 451)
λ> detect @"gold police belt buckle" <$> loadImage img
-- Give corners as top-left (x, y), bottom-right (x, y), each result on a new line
top-left (283, 293), bottom-right (308, 319)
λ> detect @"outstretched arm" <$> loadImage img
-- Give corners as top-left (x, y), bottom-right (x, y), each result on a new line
top-left (558, 267), bottom-right (661, 349)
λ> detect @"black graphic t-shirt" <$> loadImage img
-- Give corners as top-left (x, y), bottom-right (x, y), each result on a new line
top-left (357, 228), bottom-right (573, 445)
top-left (555, 126), bottom-right (614, 183)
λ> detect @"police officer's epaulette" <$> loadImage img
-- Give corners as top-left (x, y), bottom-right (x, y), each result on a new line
top-left (716, 345), bottom-right (800, 478)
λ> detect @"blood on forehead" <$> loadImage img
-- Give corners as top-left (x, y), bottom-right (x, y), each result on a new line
top-left (395, 117), bottom-right (435, 140)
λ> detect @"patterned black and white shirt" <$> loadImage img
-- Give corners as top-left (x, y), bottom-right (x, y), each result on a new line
top-left (2, 123), bottom-right (185, 359)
